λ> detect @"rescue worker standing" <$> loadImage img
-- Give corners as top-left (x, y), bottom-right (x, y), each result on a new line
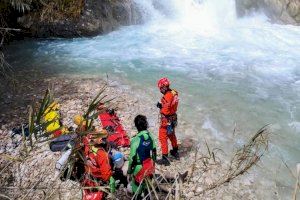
top-left (127, 115), bottom-right (157, 197)
top-left (156, 77), bottom-right (179, 166)
top-left (82, 135), bottom-right (116, 200)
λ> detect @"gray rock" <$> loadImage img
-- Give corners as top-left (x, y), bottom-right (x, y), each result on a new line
top-left (17, 0), bottom-right (143, 38)
top-left (186, 191), bottom-right (195, 198)
top-left (223, 195), bottom-right (233, 200)
top-left (235, 0), bottom-right (300, 25)
top-left (195, 186), bottom-right (203, 193)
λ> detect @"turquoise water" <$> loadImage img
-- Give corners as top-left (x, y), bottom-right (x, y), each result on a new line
top-left (5, 0), bottom-right (300, 197)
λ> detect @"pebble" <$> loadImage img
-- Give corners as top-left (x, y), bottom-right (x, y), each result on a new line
top-left (1, 76), bottom-right (262, 199)
top-left (186, 191), bottom-right (195, 198)
top-left (196, 186), bottom-right (203, 193)
top-left (223, 195), bottom-right (233, 200)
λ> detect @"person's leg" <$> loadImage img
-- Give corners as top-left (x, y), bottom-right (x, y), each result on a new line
top-left (130, 165), bottom-right (144, 195)
top-left (157, 127), bottom-right (171, 166)
top-left (168, 130), bottom-right (178, 149)
top-left (168, 130), bottom-right (179, 160)
top-left (82, 178), bottom-right (105, 200)
top-left (131, 179), bottom-right (146, 199)
top-left (159, 127), bottom-right (169, 155)
top-left (82, 190), bottom-right (104, 200)
top-left (113, 168), bottom-right (128, 187)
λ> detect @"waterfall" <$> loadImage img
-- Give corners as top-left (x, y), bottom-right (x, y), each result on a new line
top-left (134, 0), bottom-right (237, 27)
top-left (5, 0), bottom-right (300, 197)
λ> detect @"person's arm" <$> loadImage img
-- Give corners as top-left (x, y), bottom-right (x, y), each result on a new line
top-left (149, 132), bottom-right (157, 149)
top-left (127, 137), bottom-right (139, 174)
top-left (160, 93), bottom-right (173, 116)
top-left (97, 150), bottom-right (112, 182)
top-left (149, 132), bottom-right (157, 161)
top-left (152, 148), bottom-right (157, 161)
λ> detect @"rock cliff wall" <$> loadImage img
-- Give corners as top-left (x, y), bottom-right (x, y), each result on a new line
top-left (236, 0), bottom-right (300, 25)
top-left (17, 0), bottom-right (142, 37)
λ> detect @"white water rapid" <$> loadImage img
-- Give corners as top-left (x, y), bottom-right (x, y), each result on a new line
top-left (6, 0), bottom-right (300, 198)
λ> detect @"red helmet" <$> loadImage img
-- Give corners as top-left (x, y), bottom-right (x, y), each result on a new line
top-left (157, 77), bottom-right (170, 88)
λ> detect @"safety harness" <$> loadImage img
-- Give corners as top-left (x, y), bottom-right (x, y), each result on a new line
top-left (162, 89), bottom-right (179, 135)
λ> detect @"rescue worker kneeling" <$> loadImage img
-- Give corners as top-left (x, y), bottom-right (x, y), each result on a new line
top-left (82, 134), bottom-right (116, 200)
top-left (127, 115), bottom-right (157, 198)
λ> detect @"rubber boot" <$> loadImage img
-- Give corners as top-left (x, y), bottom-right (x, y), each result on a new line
top-left (156, 154), bottom-right (171, 166)
top-left (179, 171), bottom-right (189, 182)
top-left (170, 147), bottom-right (180, 160)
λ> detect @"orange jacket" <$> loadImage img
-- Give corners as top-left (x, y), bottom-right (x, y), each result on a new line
top-left (82, 134), bottom-right (92, 156)
top-left (160, 89), bottom-right (179, 116)
top-left (85, 147), bottom-right (112, 182)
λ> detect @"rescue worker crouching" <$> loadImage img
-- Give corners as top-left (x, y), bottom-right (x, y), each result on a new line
top-left (110, 149), bottom-right (128, 188)
top-left (127, 115), bottom-right (157, 197)
top-left (82, 133), bottom-right (116, 200)
top-left (156, 77), bottom-right (179, 166)
top-left (73, 114), bottom-right (96, 156)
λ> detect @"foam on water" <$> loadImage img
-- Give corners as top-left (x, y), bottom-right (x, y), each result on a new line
top-left (5, 0), bottom-right (300, 197)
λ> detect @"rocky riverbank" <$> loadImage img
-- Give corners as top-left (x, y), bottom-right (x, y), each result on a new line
top-left (0, 73), bottom-right (279, 199)
top-left (236, 0), bottom-right (300, 25)
top-left (2, 0), bottom-right (300, 40)
top-left (8, 0), bottom-right (142, 38)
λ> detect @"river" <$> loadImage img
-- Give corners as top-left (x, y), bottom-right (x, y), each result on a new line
top-left (5, 0), bottom-right (300, 198)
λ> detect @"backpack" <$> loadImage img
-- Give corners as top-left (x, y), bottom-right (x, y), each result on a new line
top-left (170, 89), bottom-right (179, 113)
top-left (49, 134), bottom-right (77, 152)
top-left (134, 132), bottom-right (155, 183)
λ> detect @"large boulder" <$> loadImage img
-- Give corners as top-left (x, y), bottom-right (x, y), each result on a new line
top-left (235, 0), bottom-right (300, 25)
top-left (17, 0), bottom-right (142, 37)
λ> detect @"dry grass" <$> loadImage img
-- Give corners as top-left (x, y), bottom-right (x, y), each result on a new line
top-left (199, 125), bottom-right (270, 194)
top-left (0, 51), bottom-right (13, 79)
top-left (0, 83), bottom-right (117, 199)
top-left (160, 125), bottom-right (271, 199)
top-left (292, 163), bottom-right (300, 200)
top-left (0, 0), bottom-right (32, 13)
top-left (40, 0), bottom-right (84, 22)
top-left (0, 122), bottom-right (272, 199)
top-left (128, 124), bottom-right (270, 199)
top-left (0, 13), bottom-right (21, 88)
top-left (0, 81), bottom-right (273, 199)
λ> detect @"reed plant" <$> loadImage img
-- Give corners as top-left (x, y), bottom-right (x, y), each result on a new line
top-left (0, 84), bottom-right (274, 199)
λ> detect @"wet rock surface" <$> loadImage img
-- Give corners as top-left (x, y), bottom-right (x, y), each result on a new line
top-left (17, 0), bottom-right (142, 38)
top-left (236, 0), bottom-right (300, 25)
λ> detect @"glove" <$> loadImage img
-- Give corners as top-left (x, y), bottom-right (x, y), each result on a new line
top-left (107, 108), bottom-right (115, 115)
top-left (156, 102), bottom-right (162, 109)
top-left (109, 176), bottom-right (116, 193)
top-left (152, 148), bottom-right (157, 162)
top-left (127, 168), bottom-right (133, 175)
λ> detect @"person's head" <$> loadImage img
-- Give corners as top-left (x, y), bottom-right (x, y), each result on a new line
top-left (73, 114), bottom-right (85, 126)
top-left (157, 77), bottom-right (170, 94)
top-left (97, 103), bottom-right (106, 111)
top-left (91, 135), bottom-right (108, 149)
top-left (112, 151), bottom-right (125, 169)
top-left (134, 115), bottom-right (148, 132)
